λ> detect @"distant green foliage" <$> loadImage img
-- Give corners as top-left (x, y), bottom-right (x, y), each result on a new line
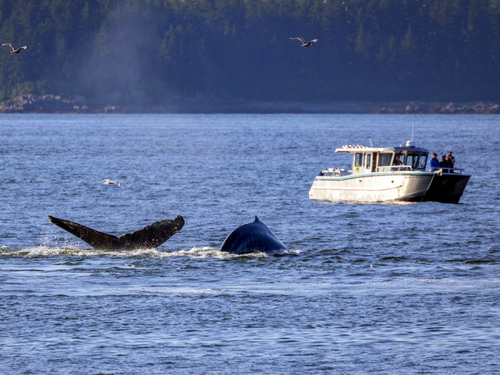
top-left (0, 0), bottom-right (498, 102)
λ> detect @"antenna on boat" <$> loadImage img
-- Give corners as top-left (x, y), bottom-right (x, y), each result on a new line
top-left (368, 137), bottom-right (374, 147)
top-left (406, 123), bottom-right (416, 147)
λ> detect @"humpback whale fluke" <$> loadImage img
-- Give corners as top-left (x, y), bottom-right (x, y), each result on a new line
top-left (48, 215), bottom-right (184, 250)
top-left (220, 216), bottom-right (288, 254)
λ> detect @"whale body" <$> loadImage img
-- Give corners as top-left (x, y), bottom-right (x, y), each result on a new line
top-left (48, 215), bottom-right (184, 250)
top-left (220, 216), bottom-right (288, 254)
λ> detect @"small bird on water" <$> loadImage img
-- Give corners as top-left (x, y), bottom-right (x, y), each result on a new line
top-left (290, 37), bottom-right (318, 47)
top-left (103, 179), bottom-right (122, 187)
top-left (2, 43), bottom-right (27, 53)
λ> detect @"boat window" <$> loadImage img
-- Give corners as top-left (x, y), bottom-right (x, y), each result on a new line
top-left (417, 155), bottom-right (427, 169)
top-left (393, 153), bottom-right (404, 165)
top-left (378, 153), bottom-right (392, 166)
top-left (407, 153), bottom-right (425, 169)
top-left (366, 154), bottom-right (371, 169)
top-left (413, 156), bottom-right (420, 168)
top-left (407, 154), bottom-right (414, 168)
top-left (355, 153), bottom-right (363, 167)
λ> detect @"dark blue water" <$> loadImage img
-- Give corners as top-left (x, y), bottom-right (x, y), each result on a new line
top-left (1, 114), bottom-right (499, 374)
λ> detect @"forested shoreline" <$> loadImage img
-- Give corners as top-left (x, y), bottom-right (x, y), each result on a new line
top-left (1, 0), bottom-right (499, 111)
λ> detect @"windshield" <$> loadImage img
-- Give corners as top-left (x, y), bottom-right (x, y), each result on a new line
top-left (379, 153), bottom-right (392, 166)
top-left (417, 154), bottom-right (427, 169)
top-left (407, 153), bottom-right (428, 169)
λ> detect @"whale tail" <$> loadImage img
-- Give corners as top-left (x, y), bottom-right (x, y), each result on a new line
top-left (48, 215), bottom-right (184, 250)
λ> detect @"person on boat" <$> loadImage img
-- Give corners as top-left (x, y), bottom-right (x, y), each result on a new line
top-left (430, 153), bottom-right (440, 171)
top-left (393, 154), bottom-right (403, 165)
top-left (440, 154), bottom-right (453, 172)
top-left (447, 151), bottom-right (455, 166)
top-left (444, 152), bottom-right (455, 173)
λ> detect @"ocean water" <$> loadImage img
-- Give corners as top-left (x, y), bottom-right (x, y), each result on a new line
top-left (0, 114), bottom-right (499, 374)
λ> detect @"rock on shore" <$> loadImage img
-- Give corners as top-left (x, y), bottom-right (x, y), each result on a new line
top-left (374, 101), bottom-right (499, 114)
top-left (0, 94), bottom-right (123, 113)
top-left (0, 94), bottom-right (498, 114)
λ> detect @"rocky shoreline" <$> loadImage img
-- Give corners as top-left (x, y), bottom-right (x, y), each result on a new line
top-left (374, 101), bottom-right (499, 114)
top-left (0, 94), bottom-right (123, 114)
top-left (0, 94), bottom-right (498, 114)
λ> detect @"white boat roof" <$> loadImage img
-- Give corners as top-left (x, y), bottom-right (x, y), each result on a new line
top-left (335, 143), bottom-right (428, 154)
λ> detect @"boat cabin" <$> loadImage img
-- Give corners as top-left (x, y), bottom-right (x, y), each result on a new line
top-left (334, 141), bottom-right (428, 175)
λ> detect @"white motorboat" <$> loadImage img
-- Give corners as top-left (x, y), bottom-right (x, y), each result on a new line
top-left (309, 141), bottom-right (470, 203)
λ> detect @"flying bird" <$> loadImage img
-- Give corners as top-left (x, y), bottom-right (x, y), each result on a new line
top-left (103, 179), bottom-right (122, 187)
top-left (2, 43), bottom-right (27, 53)
top-left (290, 37), bottom-right (317, 47)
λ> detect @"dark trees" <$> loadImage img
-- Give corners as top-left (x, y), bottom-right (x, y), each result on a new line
top-left (0, 0), bottom-right (498, 103)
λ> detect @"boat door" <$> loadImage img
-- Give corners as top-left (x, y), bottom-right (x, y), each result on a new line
top-left (353, 152), bottom-right (365, 174)
top-left (365, 153), bottom-right (372, 173)
top-left (354, 152), bottom-right (373, 174)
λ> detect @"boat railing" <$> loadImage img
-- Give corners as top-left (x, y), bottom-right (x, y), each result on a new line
top-left (376, 166), bottom-right (414, 173)
top-left (318, 168), bottom-right (349, 177)
top-left (433, 168), bottom-right (463, 175)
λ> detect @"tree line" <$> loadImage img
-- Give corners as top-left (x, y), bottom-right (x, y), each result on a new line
top-left (0, 0), bottom-right (499, 104)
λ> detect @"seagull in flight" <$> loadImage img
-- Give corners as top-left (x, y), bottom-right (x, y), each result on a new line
top-left (103, 179), bottom-right (122, 187)
top-left (290, 37), bottom-right (317, 47)
top-left (2, 43), bottom-right (27, 53)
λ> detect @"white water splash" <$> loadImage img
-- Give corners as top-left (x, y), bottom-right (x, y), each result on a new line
top-left (0, 245), bottom-right (301, 258)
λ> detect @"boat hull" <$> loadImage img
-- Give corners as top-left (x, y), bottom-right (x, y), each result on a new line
top-left (422, 173), bottom-right (471, 204)
top-left (309, 172), bottom-right (434, 203)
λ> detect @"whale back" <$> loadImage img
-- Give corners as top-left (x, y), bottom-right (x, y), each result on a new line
top-left (220, 216), bottom-right (288, 254)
